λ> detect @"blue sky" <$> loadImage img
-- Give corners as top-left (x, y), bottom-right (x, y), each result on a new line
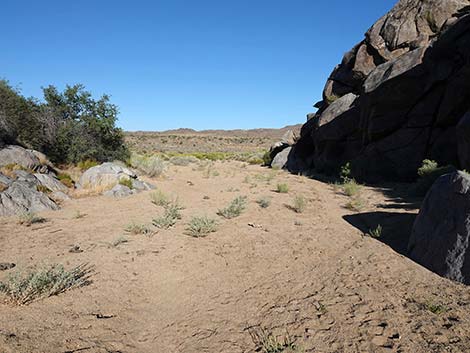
top-left (1, 0), bottom-right (396, 131)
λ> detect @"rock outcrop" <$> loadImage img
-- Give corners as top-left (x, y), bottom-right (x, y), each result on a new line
top-left (78, 162), bottom-right (154, 197)
top-left (288, 0), bottom-right (470, 181)
top-left (0, 145), bottom-right (69, 216)
top-left (0, 173), bottom-right (60, 216)
top-left (409, 171), bottom-right (470, 284)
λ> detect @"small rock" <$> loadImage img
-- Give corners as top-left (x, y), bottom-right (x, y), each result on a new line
top-left (0, 263), bottom-right (16, 271)
top-left (69, 245), bottom-right (83, 253)
top-left (371, 336), bottom-right (393, 348)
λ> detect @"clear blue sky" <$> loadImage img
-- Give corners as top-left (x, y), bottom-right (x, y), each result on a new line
top-left (1, 0), bottom-right (396, 131)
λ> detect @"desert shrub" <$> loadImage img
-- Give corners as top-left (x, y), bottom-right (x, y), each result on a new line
top-left (18, 212), bottom-right (46, 226)
top-left (291, 195), bottom-right (307, 213)
top-left (36, 185), bottom-right (51, 193)
top-left (345, 197), bottom-right (365, 212)
top-left (342, 179), bottom-right (361, 197)
top-left (125, 222), bottom-right (154, 236)
top-left (217, 196), bottom-right (247, 219)
top-left (366, 225), bottom-right (382, 238)
top-left (413, 159), bottom-right (455, 196)
top-left (118, 177), bottom-right (133, 189)
top-left (256, 196), bottom-right (271, 208)
top-left (340, 162), bottom-right (352, 182)
top-left (152, 200), bottom-right (184, 229)
top-left (186, 216), bottom-right (218, 237)
top-left (129, 153), bottom-right (166, 177)
top-left (276, 183), bottom-right (289, 193)
top-left (150, 189), bottom-right (170, 207)
top-left (424, 301), bottom-right (448, 315)
top-left (77, 160), bottom-right (99, 171)
top-left (262, 151), bottom-right (273, 166)
top-left (169, 155), bottom-right (199, 166)
top-left (249, 328), bottom-right (300, 353)
top-left (57, 172), bottom-right (74, 188)
top-left (0, 263), bottom-right (93, 305)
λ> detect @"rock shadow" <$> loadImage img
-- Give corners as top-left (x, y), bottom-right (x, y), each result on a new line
top-left (343, 211), bottom-right (417, 256)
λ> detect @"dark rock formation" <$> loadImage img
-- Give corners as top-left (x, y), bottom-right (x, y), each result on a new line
top-left (409, 171), bottom-right (470, 284)
top-left (290, 0), bottom-right (470, 181)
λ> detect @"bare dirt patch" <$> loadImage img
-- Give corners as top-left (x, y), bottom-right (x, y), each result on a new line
top-left (1, 161), bottom-right (469, 352)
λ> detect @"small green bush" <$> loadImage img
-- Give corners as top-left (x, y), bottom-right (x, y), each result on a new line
top-left (36, 185), bottom-right (52, 193)
top-left (125, 222), bottom-right (154, 236)
top-left (256, 197), bottom-right (271, 208)
top-left (291, 195), bottom-right (307, 213)
top-left (413, 160), bottom-right (455, 196)
top-left (250, 328), bottom-right (300, 353)
top-left (262, 151), bottom-right (273, 166)
top-left (217, 196), bottom-right (247, 219)
top-left (57, 173), bottom-right (74, 188)
top-left (342, 179), bottom-right (361, 197)
top-left (77, 160), bottom-right (99, 171)
top-left (0, 264), bottom-right (93, 305)
top-left (186, 216), bottom-right (218, 237)
top-left (276, 183), bottom-right (289, 193)
top-left (345, 197), bottom-right (365, 212)
top-left (150, 189), bottom-right (170, 207)
top-left (129, 153), bottom-right (166, 177)
top-left (366, 225), bottom-right (382, 238)
top-left (152, 200), bottom-right (184, 229)
top-left (118, 177), bottom-right (133, 189)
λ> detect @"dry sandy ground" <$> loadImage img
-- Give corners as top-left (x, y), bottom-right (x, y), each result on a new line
top-left (1, 161), bottom-right (470, 353)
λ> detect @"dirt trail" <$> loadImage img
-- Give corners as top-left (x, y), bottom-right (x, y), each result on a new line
top-left (1, 162), bottom-right (470, 353)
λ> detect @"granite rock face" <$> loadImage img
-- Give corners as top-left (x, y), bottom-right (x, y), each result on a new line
top-left (291, 0), bottom-right (470, 181)
top-left (409, 171), bottom-right (470, 284)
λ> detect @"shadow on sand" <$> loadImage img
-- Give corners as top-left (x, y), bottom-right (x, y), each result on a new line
top-left (343, 211), bottom-right (417, 256)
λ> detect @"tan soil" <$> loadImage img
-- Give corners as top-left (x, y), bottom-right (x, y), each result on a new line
top-left (125, 125), bottom-right (301, 154)
top-left (1, 161), bottom-right (470, 353)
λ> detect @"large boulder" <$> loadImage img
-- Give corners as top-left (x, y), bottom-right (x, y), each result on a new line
top-left (409, 171), bottom-right (470, 284)
top-left (34, 173), bottom-right (69, 193)
top-left (78, 162), bottom-right (137, 190)
top-left (0, 145), bottom-right (41, 170)
top-left (290, 0), bottom-right (470, 181)
top-left (271, 147), bottom-right (292, 170)
top-left (0, 177), bottom-right (59, 216)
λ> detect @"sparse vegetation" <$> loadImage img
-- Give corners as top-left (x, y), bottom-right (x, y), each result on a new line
top-left (77, 160), bottom-right (99, 171)
top-left (129, 153), bottom-right (166, 177)
top-left (424, 301), bottom-right (448, 315)
top-left (18, 212), bottom-right (46, 226)
top-left (257, 196), bottom-right (271, 208)
top-left (291, 195), bottom-right (307, 213)
top-left (150, 189), bottom-right (170, 207)
top-left (0, 264), bottom-right (93, 305)
top-left (413, 159), bottom-right (455, 196)
top-left (342, 179), bottom-right (361, 197)
top-left (217, 196), bottom-right (247, 219)
top-left (118, 177), bottom-right (133, 189)
top-left (366, 225), bottom-right (382, 238)
top-left (57, 172), bottom-right (74, 188)
top-left (185, 216), bottom-right (218, 237)
top-left (125, 222), bottom-right (154, 236)
top-left (152, 200), bottom-right (184, 229)
top-left (345, 197), bottom-right (365, 212)
top-left (276, 183), bottom-right (289, 193)
top-left (36, 185), bottom-right (52, 193)
top-left (250, 328), bottom-right (300, 353)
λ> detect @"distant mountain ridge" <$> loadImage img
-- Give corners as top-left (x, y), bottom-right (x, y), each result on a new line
top-left (127, 124), bottom-right (302, 139)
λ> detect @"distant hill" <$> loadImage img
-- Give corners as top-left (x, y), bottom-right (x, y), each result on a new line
top-left (125, 124), bottom-right (302, 154)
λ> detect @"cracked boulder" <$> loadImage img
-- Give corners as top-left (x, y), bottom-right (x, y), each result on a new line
top-left (409, 171), bottom-right (470, 284)
top-left (290, 0), bottom-right (470, 181)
